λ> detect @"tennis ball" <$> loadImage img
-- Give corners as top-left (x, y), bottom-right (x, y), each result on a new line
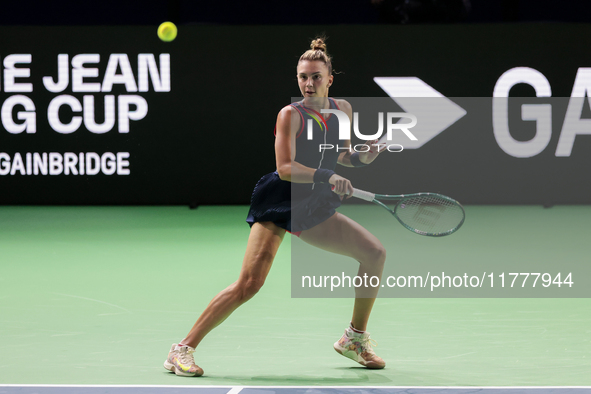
top-left (157, 22), bottom-right (177, 42)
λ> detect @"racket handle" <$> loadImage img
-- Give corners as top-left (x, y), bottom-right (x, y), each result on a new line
top-left (331, 185), bottom-right (375, 202)
top-left (351, 188), bottom-right (376, 202)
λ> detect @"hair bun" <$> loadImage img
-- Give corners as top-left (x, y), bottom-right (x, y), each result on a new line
top-left (298, 36), bottom-right (333, 75)
top-left (310, 38), bottom-right (327, 52)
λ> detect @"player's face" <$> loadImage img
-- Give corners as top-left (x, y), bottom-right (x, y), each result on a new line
top-left (297, 60), bottom-right (333, 98)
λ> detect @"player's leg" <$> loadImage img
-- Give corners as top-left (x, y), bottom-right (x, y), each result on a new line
top-left (299, 212), bottom-right (386, 368)
top-left (299, 212), bottom-right (386, 310)
top-left (164, 221), bottom-right (285, 376)
top-left (182, 221), bottom-right (285, 346)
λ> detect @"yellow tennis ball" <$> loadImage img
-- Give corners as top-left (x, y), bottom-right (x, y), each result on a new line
top-left (158, 22), bottom-right (177, 42)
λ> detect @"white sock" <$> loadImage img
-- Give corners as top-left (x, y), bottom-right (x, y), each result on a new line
top-left (349, 322), bottom-right (366, 334)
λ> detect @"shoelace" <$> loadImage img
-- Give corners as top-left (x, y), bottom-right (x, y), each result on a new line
top-left (178, 347), bottom-right (196, 365)
top-left (355, 335), bottom-right (378, 354)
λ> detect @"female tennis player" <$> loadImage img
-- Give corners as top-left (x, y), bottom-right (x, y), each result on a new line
top-left (164, 38), bottom-right (387, 376)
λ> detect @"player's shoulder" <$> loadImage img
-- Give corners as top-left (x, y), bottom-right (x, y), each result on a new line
top-left (278, 104), bottom-right (297, 118)
top-left (333, 98), bottom-right (352, 112)
top-left (277, 104), bottom-right (302, 125)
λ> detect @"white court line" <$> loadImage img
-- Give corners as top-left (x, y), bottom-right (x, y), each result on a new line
top-left (1, 385), bottom-right (591, 389)
top-left (52, 293), bottom-right (131, 314)
top-left (226, 387), bottom-right (243, 394)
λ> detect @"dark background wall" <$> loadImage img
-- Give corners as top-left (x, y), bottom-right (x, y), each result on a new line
top-left (3, 0), bottom-right (591, 26)
top-left (1, 1), bottom-right (590, 206)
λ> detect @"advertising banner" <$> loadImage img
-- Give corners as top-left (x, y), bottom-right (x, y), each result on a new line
top-left (1, 24), bottom-right (590, 204)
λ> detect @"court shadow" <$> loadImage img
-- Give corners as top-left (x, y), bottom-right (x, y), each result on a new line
top-left (216, 368), bottom-right (393, 385)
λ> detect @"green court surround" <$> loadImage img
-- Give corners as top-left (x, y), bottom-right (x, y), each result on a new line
top-left (0, 206), bottom-right (589, 386)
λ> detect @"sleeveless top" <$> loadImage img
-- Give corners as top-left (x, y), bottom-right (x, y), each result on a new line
top-left (246, 98), bottom-right (344, 232)
top-left (290, 98), bottom-right (342, 199)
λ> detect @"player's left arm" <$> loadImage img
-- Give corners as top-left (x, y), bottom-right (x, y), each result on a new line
top-left (336, 99), bottom-right (384, 167)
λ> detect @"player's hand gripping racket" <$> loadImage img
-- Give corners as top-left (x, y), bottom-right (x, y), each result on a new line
top-left (334, 186), bottom-right (465, 236)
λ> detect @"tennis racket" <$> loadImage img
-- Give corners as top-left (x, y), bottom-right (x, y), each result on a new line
top-left (337, 187), bottom-right (465, 236)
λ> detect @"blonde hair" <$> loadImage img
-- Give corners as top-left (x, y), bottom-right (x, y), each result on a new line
top-left (298, 37), bottom-right (332, 75)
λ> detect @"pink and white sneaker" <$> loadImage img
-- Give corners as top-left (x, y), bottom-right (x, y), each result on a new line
top-left (334, 327), bottom-right (386, 369)
top-left (163, 344), bottom-right (204, 377)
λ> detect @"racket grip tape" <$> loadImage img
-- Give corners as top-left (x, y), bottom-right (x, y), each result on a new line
top-left (351, 188), bottom-right (375, 202)
top-left (330, 186), bottom-right (375, 202)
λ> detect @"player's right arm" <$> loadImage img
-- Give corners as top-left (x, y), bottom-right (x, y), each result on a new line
top-left (275, 106), bottom-right (352, 196)
top-left (275, 105), bottom-right (313, 183)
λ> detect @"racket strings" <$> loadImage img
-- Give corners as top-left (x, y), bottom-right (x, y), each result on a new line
top-left (395, 195), bottom-right (464, 236)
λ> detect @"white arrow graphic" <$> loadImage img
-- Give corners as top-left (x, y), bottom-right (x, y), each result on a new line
top-left (374, 77), bottom-right (467, 149)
